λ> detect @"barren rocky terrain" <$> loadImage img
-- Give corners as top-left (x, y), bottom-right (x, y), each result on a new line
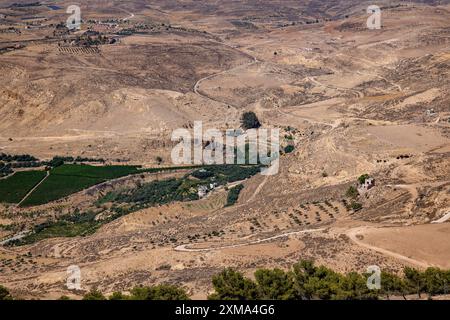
top-left (0, 0), bottom-right (449, 299)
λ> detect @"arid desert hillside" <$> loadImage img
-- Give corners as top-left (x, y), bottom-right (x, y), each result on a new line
top-left (0, 0), bottom-right (449, 300)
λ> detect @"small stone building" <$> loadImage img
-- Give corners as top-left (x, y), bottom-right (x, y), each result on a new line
top-left (358, 177), bottom-right (375, 194)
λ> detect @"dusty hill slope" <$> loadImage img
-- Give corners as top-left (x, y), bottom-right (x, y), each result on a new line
top-left (0, 0), bottom-right (449, 299)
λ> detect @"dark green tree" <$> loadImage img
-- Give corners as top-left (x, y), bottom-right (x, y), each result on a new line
top-left (82, 288), bottom-right (107, 300)
top-left (284, 145), bottom-right (295, 154)
top-left (109, 291), bottom-right (129, 300)
top-left (380, 271), bottom-right (407, 300)
top-left (129, 284), bottom-right (189, 300)
top-left (304, 265), bottom-right (344, 300)
top-left (208, 268), bottom-right (259, 300)
top-left (0, 285), bottom-right (12, 300)
top-left (291, 260), bottom-right (314, 300)
top-left (226, 184), bottom-right (244, 207)
top-left (423, 267), bottom-right (446, 296)
top-left (254, 268), bottom-right (295, 300)
top-left (49, 156), bottom-right (64, 168)
top-left (404, 267), bottom-right (425, 298)
top-left (358, 174), bottom-right (370, 185)
top-left (338, 272), bottom-right (378, 300)
top-left (241, 112), bottom-right (261, 130)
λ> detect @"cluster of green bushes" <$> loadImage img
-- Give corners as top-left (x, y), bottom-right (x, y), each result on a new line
top-left (12, 211), bottom-right (102, 245)
top-left (46, 157), bottom-right (65, 168)
top-left (0, 153), bottom-right (40, 176)
top-left (73, 33), bottom-right (110, 46)
top-left (191, 169), bottom-right (214, 180)
top-left (102, 178), bottom-right (198, 206)
top-left (101, 165), bottom-right (260, 207)
top-left (8, 161), bottom-right (42, 168)
top-left (2, 260), bottom-right (450, 300)
top-left (116, 29), bottom-right (134, 36)
top-left (45, 156), bottom-right (106, 167)
top-left (226, 184), bottom-right (244, 207)
top-left (0, 153), bottom-right (105, 171)
top-left (0, 162), bottom-right (13, 177)
top-left (0, 153), bottom-right (38, 162)
top-left (193, 165), bottom-right (260, 185)
top-left (0, 153), bottom-right (105, 172)
top-left (209, 261), bottom-right (378, 300)
top-left (346, 186), bottom-right (359, 198)
top-left (82, 285), bottom-right (190, 300)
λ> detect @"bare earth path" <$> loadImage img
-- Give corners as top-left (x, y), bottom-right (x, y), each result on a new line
top-left (432, 212), bottom-right (450, 224)
top-left (174, 228), bottom-right (325, 252)
top-left (118, 8), bottom-right (135, 21)
top-left (193, 54), bottom-right (259, 98)
top-left (17, 170), bottom-right (50, 207)
top-left (246, 174), bottom-right (270, 203)
top-left (193, 41), bottom-right (260, 124)
top-left (388, 181), bottom-right (450, 216)
top-left (346, 226), bottom-right (431, 268)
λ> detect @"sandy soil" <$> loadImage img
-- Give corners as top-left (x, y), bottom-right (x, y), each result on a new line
top-left (354, 224), bottom-right (450, 269)
top-left (0, 0), bottom-right (449, 299)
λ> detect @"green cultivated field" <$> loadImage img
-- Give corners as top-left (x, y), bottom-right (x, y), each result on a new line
top-left (20, 164), bottom-right (140, 207)
top-left (11, 164), bottom-right (261, 244)
top-left (21, 175), bottom-right (104, 207)
top-left (6, 164), bottom-right (258, 208)
top-left (0, 171), bottom-right (47, 203)
top-left (51, 164), bottom-right (140, 179)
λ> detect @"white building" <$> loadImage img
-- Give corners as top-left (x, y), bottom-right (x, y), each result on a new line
top-left (198, 185), bottom-right (209, 198)
top-left (358, 177), bottom-right (375, 194)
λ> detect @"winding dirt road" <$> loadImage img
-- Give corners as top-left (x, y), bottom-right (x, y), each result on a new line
top-left (432, 211), bottom-right (450, 224)
top-left (192, 41), bottom-right (259, 124)
top-left (174, 228), bottom-right (325, 252)
top-left (193, 54), bottom-right (259, 98)
top-left (346, 226), bottom-right (431, 268)
top-left (119, 8), bottom-right (135, 21)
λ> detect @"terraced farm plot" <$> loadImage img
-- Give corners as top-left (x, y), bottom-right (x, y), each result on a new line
top-left (186, 191), bottom-right (228, 211)
top-left (0, 171), bottom-right (47, 204)
top-left (231, 200), bottom-right (350, 235)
